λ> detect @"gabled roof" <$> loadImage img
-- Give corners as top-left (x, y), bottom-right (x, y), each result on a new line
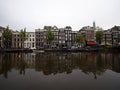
top-left (79, 26), bottom-right (94, 31)
top-left (111, 26), bottom-right (120, 31)
top-left (0, 26), bottom-right (6, 31)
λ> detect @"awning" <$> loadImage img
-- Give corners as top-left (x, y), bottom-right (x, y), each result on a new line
top-left (87, 41), bottom-right (96, 45)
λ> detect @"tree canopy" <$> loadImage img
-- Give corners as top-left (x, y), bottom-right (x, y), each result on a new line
top-left (19, 28), bottom-right (27, 48)
top-left (2, 26), bottom-right (12, 48)
top-left (75, 32), bottom-right (84, 43)
top-left (19, 28), bottom-right (26, 41)
top-left (3, 26), bottom-right (12, 40)
top-left (45, 28), bottom-right (54, 43)
top-left (95, 27), bottom-right (104, 44)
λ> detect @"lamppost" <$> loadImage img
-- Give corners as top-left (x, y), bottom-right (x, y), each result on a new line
top-left (118, 31), bottom-right (120, 44)
top-left (111, 32), bottom-right (113, 47)
top-left (105, 33), bottom-right (106, 46)
top-left (0, 31), bottom-right (3, 48)
top-left (118, 30), bottom-right (120, 44)
top-left (0, 33), bottom-right (2, 48)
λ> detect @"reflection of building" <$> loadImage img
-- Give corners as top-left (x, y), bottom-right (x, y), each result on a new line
top-left (0, 52), bottom-right (120, 78)
top-left (24, 32), bottom-right (36, 49)
top-left (100, 52), bottom-right (120, 72)
top-left (24, 53), bottom-right (35, 68)
top-left (35, 53), bottom-right (74, 75)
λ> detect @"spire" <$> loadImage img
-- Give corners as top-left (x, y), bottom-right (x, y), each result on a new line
top-left (93, 21), bottom-right (96, 30)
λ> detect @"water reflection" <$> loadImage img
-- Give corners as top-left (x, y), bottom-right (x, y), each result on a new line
top-left (0, 52), bottom-right (120, 79)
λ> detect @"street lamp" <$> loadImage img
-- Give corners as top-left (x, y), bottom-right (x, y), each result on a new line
top-left (105, 33), bottom-right (106, 46)
top-left (118, 31), bottom-right (120, 43)
top-left (111, 33), bottom-right (113, 47)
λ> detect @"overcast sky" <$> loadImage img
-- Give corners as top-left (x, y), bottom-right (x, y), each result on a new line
top-left (0, 0), bottom-right (120, 31)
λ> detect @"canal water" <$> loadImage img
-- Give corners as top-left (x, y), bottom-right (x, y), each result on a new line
top-left (0, 52), bottom-right (120, 90)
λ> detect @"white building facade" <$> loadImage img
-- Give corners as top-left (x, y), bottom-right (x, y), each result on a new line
top-left (24, 32), bottom-right (36, 49)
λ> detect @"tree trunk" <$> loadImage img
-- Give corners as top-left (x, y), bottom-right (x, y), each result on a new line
top-left (22, 41), bottom-right (24, 49)
top-left (49, 42), bottom-right (50, 49)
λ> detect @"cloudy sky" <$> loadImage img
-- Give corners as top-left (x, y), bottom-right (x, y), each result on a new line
top-left (0, 0), bottom-right (120, 31)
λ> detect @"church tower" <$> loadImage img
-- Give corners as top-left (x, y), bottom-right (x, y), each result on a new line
top-left (93, 21), bottom-right (96, 30)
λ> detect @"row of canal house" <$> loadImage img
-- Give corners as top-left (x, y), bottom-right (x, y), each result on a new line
top-left (12, 25), bottom-right (120, 49)
top-left (12, 26), bottom-right (77, 49)
top-left (35, 26), bottom-right (77, 49)
top-left (0, 24), bottom-right (98, 49)
top-left (34, 25), bottom-right (96, 49)
top-left (79, 26), bottom-right (95, 46)
top-left (12, 31), bottom-right (36, 49)
top-left (1, 24), bottom-right (120, 49)
top-left (0, 26), bottom-right (5, 48)
top-left (102, 26), bottom-right (120, 46)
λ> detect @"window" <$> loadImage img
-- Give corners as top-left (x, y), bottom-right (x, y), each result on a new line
top-left (14, 43), bottom-right (16, 47)
top-left (30, 43), bottom-right (31, 47)
top-left (32, 43), bottom-right (34, 47)
top-left (59, 41), bottom-right (61, 43)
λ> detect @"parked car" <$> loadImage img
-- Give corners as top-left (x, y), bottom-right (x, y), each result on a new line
top-left (51, 45), bottom-right (57, 49)
top-left (85, 46), bottom-right (91, 51)
top-left (62, 46), bottom-right (68, 50)
top-left (31, 47), bottom-right (36, 50)
top-left (39, 47), bottom-right (44, 50)
top-left (71, 46), bottom-right (78, 50)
